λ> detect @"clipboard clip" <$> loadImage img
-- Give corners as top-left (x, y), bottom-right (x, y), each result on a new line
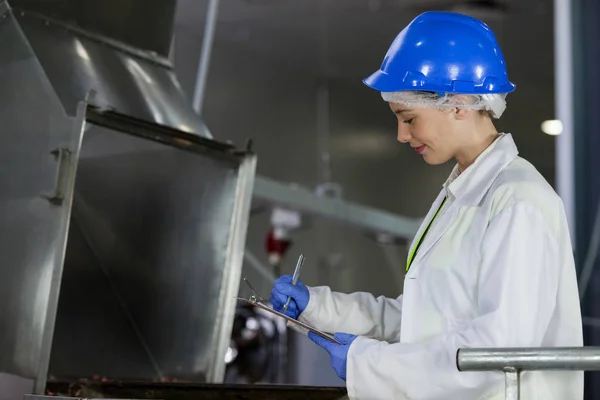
top-left (243, 278), bottom-right (266, 304)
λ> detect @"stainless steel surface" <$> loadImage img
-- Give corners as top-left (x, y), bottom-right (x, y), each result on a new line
top-left (7, 2), bottom-right (211, 138)
top-left (209, 150), bottom-right (257, 383)
top-left (192, 0), bottom-right (220, 115)
top-left (253, 176), bottom-right (421, 241)
top-left (0, 372), bottom-right (33, 400)
top-left (11, 0), bottom-right (177, 57)
top-left (49, 118), bottom-right (256, 384)
top-left (17, 11), bottom-right (172, 67)
top-left (0, 4), bottom-right (85, 394)
top-left (35, 103), bottom-right (87, 395)
top-left (457, 347), bottom-right (600, 371)
top-left (505, 369), bottom-right (520, 400)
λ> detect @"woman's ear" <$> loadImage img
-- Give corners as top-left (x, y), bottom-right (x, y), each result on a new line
top-left (454, 108), bottom-right (470, 120)
top-left (450, 94), bottom-right (473, 120)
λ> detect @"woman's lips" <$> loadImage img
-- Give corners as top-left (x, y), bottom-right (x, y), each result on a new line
top-left (413, 145), bottom-right (426, 155)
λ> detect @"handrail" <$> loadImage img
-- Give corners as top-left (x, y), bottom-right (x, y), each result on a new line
top-left (457, 347), bottom-right (600, 400)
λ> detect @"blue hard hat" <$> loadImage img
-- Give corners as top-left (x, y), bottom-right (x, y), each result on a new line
top-left (363, 11), bottom-right (515, 94)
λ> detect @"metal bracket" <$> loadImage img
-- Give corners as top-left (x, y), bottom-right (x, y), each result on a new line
top-left (43, 148), bottom-right (72, 205)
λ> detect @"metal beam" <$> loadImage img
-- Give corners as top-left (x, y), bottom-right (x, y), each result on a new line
top-left (554, 0), bottom-right (576, 248)
top-left (253, 176), bottom-right (421, 241)
top-left (193, 0), bottom-right (220, 115)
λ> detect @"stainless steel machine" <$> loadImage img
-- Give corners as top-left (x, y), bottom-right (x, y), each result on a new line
top-left (0, 0), bottom-right (259, 397)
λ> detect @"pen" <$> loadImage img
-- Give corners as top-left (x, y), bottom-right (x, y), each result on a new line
top-left (282, 253), bottom-right (305, 314)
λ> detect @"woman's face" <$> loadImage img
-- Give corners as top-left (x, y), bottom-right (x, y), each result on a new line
top-left (389, 102), bottom-right (462, 165)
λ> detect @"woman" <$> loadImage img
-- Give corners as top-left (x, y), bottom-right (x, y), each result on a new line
top-left (269, 11), bottom-right (583, 400)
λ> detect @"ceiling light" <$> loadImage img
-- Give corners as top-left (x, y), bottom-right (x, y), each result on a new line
top-left (541, 119), bottom-right (563, 136)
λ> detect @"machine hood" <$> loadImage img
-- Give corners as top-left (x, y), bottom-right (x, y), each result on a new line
top-left (7, 0), bottom-right (211, 137)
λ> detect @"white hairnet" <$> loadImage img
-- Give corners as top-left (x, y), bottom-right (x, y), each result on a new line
top-left (381, 91), bottom-right (508, 119)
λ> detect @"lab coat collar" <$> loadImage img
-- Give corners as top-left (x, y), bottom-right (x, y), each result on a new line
top-left (444, 133), bottom-right (518, 206)
top-left (405, 133), bottom-right (518, 277)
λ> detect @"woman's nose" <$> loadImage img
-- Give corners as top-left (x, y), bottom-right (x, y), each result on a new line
top-left (397, 123), bottom-right (411, 143)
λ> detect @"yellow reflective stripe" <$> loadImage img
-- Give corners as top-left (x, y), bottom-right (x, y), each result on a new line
top-left (406, 197), bottom-right (447, 272)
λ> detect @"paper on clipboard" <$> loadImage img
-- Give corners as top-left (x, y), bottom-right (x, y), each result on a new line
top-left (236, 297), bottom-right (342, 345)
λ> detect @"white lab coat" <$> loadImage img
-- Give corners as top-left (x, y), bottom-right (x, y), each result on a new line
top-left (297, 134), bottom-right (584, 400)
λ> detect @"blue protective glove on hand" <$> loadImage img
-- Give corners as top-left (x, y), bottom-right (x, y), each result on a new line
top-left (269, 274), bottom-right (310, 319)
top-left (308, 332), bottom-right (357, 381)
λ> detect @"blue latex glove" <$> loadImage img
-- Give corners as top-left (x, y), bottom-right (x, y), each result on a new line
top-left (269, 274), bottom-right (310, 319)
top-left (308, 332), bottom-right (357, 381)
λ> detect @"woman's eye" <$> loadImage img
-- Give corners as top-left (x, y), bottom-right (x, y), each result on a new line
top-left (403, 118), bottom-right (414, 124)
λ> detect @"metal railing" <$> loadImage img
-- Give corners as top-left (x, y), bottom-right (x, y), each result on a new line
top-left (457, 347), bottom-right (600, 400)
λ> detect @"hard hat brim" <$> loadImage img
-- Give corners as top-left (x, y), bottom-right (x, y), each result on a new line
top-left (363, 69), bottom-right (402, 93)
top-left (363, 68), bottom-right (516, 94)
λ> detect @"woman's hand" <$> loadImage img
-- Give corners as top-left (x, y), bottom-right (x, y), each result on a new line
top-left (269, 274), bottom-right (310, 319)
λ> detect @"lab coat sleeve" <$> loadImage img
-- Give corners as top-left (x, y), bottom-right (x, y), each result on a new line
top-left (294, 286), bottom-right (403, 342)
top-left (346, 202), bottom-right (561, 400)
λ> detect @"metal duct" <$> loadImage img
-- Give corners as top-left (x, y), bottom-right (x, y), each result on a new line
top-left (6, 0), bottom-right (210, 137)
top-left (9, 0), bottom-right (176, 56)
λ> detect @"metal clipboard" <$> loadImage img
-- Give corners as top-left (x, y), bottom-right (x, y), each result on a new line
top-left (236, 297), bottom-right (341, 345)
